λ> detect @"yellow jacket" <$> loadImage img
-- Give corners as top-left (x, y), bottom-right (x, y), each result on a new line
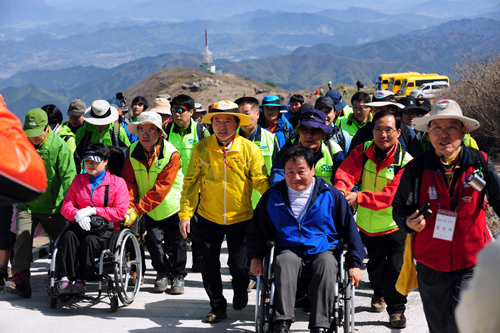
top-left (179, 133), bottom-right (269, 225)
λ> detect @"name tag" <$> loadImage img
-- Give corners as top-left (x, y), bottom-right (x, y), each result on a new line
top-left (433, 209), bottom-right (457, 242)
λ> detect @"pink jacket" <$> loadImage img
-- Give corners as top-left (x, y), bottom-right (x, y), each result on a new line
top-left (61, 171), bottom-right (129, 229)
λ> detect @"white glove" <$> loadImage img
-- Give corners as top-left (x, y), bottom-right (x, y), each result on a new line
top-left (78, 216), bottom-right (91, 231)
top-left (75, 207), bottom-right (96, 222)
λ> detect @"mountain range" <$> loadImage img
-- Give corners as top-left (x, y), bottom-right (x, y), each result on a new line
top-left (1, 7), bottom-right (499, 118)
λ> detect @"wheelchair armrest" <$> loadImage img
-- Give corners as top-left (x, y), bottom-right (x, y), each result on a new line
top-left (266, 240), bottom-right (275, 247)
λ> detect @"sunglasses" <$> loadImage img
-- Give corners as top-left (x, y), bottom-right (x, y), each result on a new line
top-left (299, 127), bottom-right (322, 135)
top-left (172, 106), bottom-right (189, 114)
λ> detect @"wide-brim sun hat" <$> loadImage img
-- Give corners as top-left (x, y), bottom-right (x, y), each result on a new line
top-left (150, 97), bottom-right (171, 115)
top-left (365, 90), bottom-right (404, 109)
top-left (201, 100), bottom-right (251, 126)
top-left (128, 111), bottom-right (167, 137)
top-left (259, 95), bottom-right (288, 113)
top-left (412, 99), bottom-right (480, 133)
top-left (296, 109), bottom-right (333, 134)
top-left (84, 100), bottom-right (119, 125)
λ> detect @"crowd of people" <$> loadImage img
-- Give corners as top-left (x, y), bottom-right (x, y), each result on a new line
top-left (0, 87), bottom-right (499, 333)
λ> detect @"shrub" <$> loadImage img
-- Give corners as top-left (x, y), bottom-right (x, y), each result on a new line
top-left (440, 50), bottom-right (500, 158)
top-left (265, 81), bottom-right (276, 88)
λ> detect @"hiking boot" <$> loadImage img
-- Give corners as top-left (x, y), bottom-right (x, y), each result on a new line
top-left (192, 251), bottom-right (202, 272)
top-left (390, 313), bottom-right (407, 328)
top-left (128, 271), bottom-right (146, 286)
top-left (57, 279), bottom-right (72, 294)
top-left (73, 280), bottom-right (86, 296)
top-left (233, 292), bottom-right (248, 310)
top-left (247, 279), bottom-right (257, 293)
top-left (171, 276), bottom-right (185, 294)
top-left (0, 267), bottom-right (8, 287)
top-left (154, 272), bottom-right (169, 292)
top-left (205, 309), bottom-right (227, 323)
top-left (371, 294), bottom-right (386, 313)
top-left (4, 271), bottom-right (31, 298)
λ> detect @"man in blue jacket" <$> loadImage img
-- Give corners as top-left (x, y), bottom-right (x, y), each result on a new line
top-left (248, 145), bottom-right (365, 333)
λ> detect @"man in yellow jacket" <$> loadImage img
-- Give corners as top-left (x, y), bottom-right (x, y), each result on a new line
top-left (179, 100), bottom-right (269, 323)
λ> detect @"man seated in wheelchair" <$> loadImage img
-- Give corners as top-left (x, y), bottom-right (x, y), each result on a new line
top-left (56, 143), bottom-right (129, 295)
top-left (247, 145), bottom-right (365, 333)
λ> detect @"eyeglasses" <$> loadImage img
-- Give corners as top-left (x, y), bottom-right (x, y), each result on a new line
top-left (374, 128), bottom-right (397, 136)
top-left (172, 107), bottom-right (189, 114)
top-left (138, 128), bottom-right (158, 135)
top-left (299, 127), bottom-right (322, 135)
top-left (429, 125), bottom-right (460, 134)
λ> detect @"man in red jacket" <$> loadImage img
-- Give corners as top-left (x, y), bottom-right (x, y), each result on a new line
top-left (393, 100), bottom-right (500, 333)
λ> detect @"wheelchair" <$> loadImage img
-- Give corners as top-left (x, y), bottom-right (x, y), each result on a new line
top-left (255, 241), bottom-right (355, 333)
top-left (46, 225), bottom-right (142, 312)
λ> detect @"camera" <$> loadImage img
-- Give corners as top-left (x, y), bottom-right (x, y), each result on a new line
top-left (115, 91), bottom-right (129, 114)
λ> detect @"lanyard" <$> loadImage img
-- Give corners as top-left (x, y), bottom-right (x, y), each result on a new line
top-left (431, 171), bottom-right (466, 212)
top-left (222, 137), bottom-right (235, 169)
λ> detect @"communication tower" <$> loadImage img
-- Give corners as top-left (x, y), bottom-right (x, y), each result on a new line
top-left (200, 29), bottom-right (215, 73)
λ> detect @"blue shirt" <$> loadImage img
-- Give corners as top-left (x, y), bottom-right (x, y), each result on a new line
top-left (89, 169), bottom-right (106, 193)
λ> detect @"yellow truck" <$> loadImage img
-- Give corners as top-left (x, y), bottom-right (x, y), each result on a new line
top-left (375, 72), bottom-right (420, 91)
top-left (400, 75), bottom-right (450, 96)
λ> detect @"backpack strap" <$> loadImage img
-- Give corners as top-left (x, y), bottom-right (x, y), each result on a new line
top-left (196, 123), bottom-right (206, 140)
top-left (104, 185), bottom-right (109, 207)
top-left (165, 122), bottom-right (174, 140)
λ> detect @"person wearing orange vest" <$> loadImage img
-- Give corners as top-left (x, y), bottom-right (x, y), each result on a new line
top-left (334, 110), bottom-right (412, 329)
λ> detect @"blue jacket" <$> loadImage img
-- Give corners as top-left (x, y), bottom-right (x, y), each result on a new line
top-left (257, 113), bottom-right (293, 149)
top-left (331, 126), bottom-right (352, 158)
top-left (247, 177), bottom-right (365, 267)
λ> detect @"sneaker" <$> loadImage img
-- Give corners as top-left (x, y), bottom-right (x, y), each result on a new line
top-left (390, 313), bottom-right (407, 328)
top-left (192, 251), bottom-right (202, 272)
top-left (205, 309), bottom-right (227, 323)
top-left (371, 294), bottom-right (386, 313)
top-left (57, 279), bottom-right (72, 294)
top-left (4, 271), bottom-right (31, 298)
top-left (247, 279), bottom-right (257, 293)
top-left (233, 292), bottom-right (248, 310)
top-left (171, 276), bottom-right (185, 294)
top-left (73, 280), bottom-right (86, 296)
top-left (154, 272), bottom-right (169, 292)
top-left (128, 271), bottom-right (146, 286)
top-left (0, 267), bottom-right (8, 287)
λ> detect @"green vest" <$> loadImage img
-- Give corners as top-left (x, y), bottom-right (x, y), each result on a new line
top-left (292, 137), bottom-right (342, 185)
top-left (339, 113), bottom-right (372, 138)
top-left (249, 127), bottom-right (276, 209)
top-left (357, 141), bottom-right (412, 234)
top-left (129, 140), bottom-right (184, 220)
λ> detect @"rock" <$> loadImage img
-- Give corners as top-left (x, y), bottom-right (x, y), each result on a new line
top-left (254, 87), bottom-right (268, 94)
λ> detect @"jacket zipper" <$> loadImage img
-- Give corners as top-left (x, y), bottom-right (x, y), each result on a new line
top-left (223, 152), bottom-right (227, 225)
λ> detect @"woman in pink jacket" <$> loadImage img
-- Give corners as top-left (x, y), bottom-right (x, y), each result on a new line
top-left (57, 143), bottom-right (128, 295)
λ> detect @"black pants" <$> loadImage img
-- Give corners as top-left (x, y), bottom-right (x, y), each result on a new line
top-left (197, 215), bottom-right (250, 311)
top-left (144, 213), bottom-right (187, 277)
top-left (0, 205), bottom-right (14, 250)
top-left (360, 229), bottom-right (407, 315)
top-left (57, 229), bottom-right (112, 281)
top-left (417, 262), bottom-right (474, 333)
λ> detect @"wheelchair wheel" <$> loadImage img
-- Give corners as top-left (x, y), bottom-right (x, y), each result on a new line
top-left (343, 270), bottom-right (355, 333)
top-left (255, 275), bottom-right (269, 333)
top-left (113, 229), bottom-right (142, 305)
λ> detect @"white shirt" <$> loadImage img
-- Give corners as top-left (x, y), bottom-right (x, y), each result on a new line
top-left (287, 178), bottom-right (315, 223)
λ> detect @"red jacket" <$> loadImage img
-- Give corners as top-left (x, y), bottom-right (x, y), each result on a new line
top-left (413, 159), bottom-right (492, 271)
top-left (61, 171), bottom-right (129, 229)
top-left (393, 146), bottom-right (497, 272)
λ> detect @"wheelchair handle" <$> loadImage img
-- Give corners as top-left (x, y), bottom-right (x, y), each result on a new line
top-left (266, 240), bottom-right (275, 247)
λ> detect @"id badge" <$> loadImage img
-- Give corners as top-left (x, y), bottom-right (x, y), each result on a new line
top-left (433, 209), bottom-right (457, 242)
